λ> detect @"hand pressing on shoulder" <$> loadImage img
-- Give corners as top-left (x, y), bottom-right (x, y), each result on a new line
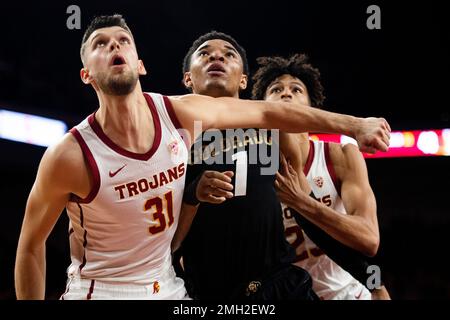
top-left (275, 153), bottom-right (312, 209)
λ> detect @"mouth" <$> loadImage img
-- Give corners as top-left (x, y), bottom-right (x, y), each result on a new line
top-left (110, 55), bottom-right (127, 67)
top-left (207, 63), bottom-right (226, 76)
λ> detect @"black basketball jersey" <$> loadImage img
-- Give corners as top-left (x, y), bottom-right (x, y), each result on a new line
top-left (181, 128), bottom-right (295, 299)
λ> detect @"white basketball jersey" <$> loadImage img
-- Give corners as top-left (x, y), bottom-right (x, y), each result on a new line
top-left (66, 92), bottom-right (188, 285)
top-left (282, 140), bottom-right (369, 300)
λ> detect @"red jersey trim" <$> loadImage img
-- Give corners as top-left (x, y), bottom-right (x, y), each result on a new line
top-left (88, 93), bottom-right (162, 161)
top-left (303, 140), bottom-right (315, 175)
top-left (69, 128), bottom-right (100, 204)
top-left (86, 280), bottom-right (95, 300)
top-left (77, 203), bottom-right (89, 273)
top-left (163, 96), bottom-right (183, 129)
top-left (163, 95), bottom-right (190, 149)
top-left (324, 142), bottom-right (341, 196)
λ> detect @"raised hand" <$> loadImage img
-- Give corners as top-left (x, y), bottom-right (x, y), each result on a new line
top-left (354, 117), bottom-right (391, 154)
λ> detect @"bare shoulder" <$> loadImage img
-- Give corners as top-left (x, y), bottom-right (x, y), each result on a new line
top-left (43, 133), bottom-right (83, 171)
top-left (167, 93), bottom-right (215, 106)
top-left (38, 133), bottom-right (87, 194)
top-left (329, 142), bottom-right (366, 180)
top-left (166, 94), bottom-right (218, 133)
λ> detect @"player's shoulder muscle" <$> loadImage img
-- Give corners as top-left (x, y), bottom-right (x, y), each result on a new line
top-left (37, 133), bottom-right (85, 195)
top-left (331, 142), bottom-right (367, 182)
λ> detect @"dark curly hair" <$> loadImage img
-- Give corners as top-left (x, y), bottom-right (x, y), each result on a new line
top-left (182, 30), bottom-right (249, 76)
top-left (251, 54), bottom-right (325, 107)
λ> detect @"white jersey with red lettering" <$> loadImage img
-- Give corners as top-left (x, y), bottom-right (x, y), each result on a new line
top-left (282, 140), bottom-right (371, 300)
top-left (62, 92), bottom-right (189, 299)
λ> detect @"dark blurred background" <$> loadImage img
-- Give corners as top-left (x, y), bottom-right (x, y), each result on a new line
top-left (1, 0), bottom-right (448, 299)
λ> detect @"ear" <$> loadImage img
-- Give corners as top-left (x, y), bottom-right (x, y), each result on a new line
top-left (138, 60), bottom-right (147, 76)
top-left (183, 72), bottom-right (193, 89)
top-left (239, 74), bottom-right (248, 90)
top-left (80, 68), bottom-right (92, 85)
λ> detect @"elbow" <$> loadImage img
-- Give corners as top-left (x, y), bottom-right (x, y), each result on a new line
top-left (363, 235), bottom-right (380, 257)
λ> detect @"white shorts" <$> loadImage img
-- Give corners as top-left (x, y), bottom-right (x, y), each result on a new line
top-left (331, 281), bottom-right (372, 300)
top-left (60, 267), bottom-right (190, 300)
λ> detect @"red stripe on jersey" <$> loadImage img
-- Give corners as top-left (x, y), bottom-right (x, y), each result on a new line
top-left (87, 93), bottom-right (162, 161)
top-left (324, 142), bottom-right (341, 196)
top-left (303, 140), bottom-right (315, 175)
top-left (163, 96), bottom-right (182, 129)
top-left (69, 127), bottom-right (100, 204)
top-left (163, 95), bottom-right (190, 149)
top-left (77, 203), bottom-right (89, 273)
top-left (86, 280), bottom-right (95, 300)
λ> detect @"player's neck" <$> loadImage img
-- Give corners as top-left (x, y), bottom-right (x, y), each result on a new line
top-left (297, 133), bottom-right (311, 167)
top-left (194, 88), bottom-right (239, 98)
top-left (95, 84), bottom-right (154, 153)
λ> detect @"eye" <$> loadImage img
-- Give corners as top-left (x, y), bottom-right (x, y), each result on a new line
top-left (270, 87), bottom-right (282, 94)
top-left (198, 50), bottom-right (209, 57)
top-left (120, 37), bottom-right (130, 44)
top-left (95, 40), bottom-right (106, 48)
top-left (292, 86), bottom-right (304, 93)
top-left (226, 51), bottom-right (236, 58)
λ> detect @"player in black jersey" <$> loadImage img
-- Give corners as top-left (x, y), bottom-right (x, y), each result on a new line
top-left (171, 31), bottom-right (314, 300)
top-left (171, 31), bottom-right (390, 300)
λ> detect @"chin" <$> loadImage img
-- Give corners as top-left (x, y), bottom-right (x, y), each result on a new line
top-left (203, 82), bottom-right (234, 97)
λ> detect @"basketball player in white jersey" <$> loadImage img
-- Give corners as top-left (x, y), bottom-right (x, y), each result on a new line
top-left (252, 54), bottom-right (390, 299)
top-left (14, 14), bottom-right (391, 299)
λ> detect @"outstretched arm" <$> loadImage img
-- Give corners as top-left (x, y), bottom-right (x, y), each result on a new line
top-left (15, 136), bottom-right (81, 299)
top-left (168, 94), bottom-right (391, 153)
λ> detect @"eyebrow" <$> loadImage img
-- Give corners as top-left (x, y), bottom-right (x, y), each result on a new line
top-left (90, 32), bottom-right (105, 45)
top-left (195, 44), bottom-right (239, 54)
top-left (269, 81), bottom-right (306, 88)
top-left (224, 45), bottom-right (238, 54)
top-left (90, 30), bottom-right (132, 46)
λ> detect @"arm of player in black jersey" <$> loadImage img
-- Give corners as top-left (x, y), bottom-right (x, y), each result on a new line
top-left (172, 169), bottom-right (234, 252)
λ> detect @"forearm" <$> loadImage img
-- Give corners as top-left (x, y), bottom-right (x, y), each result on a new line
top-left (290, 196), bottom-right (378, 256)
top-left (291, 209), bottom-right (374, 289)
top-left (15, 246), bottom-right (46, 300)
top-left (266, 102), bottom-right (360, 136)
top-left (171, 203), bottom-right (199, 253)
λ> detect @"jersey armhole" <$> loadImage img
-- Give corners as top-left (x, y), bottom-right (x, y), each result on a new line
top-left (303, 140), bottom-right (315, 175)
top-left (69, 128), bottom-right (100, 204)
top-left (163, 95), bottom-right (191, 150)
top-left (324, 142), bottom-right (341, 196)
top-left (163, 96), bottom-right (183, 129)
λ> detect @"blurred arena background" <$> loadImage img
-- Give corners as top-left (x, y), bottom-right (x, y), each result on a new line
top-left (1, 0), bottom-right (448, 299)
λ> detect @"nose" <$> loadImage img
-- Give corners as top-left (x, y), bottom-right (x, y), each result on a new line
top-left (280, 89), bottom-right (293, 100)
top-left (109, 39), bottom-right (121, 52)
top-left (209, 49), bottom-right (225, 62)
